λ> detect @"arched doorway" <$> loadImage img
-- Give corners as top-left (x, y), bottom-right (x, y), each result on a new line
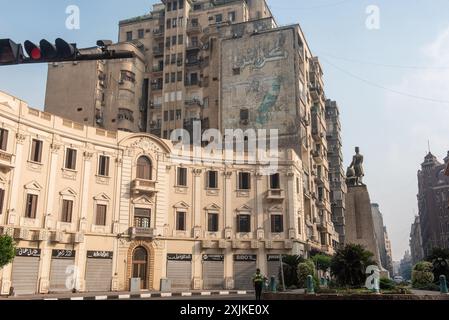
top-left (132, 247), bottom-right (148, 289)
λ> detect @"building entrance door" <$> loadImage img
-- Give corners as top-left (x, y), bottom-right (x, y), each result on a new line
top-left (132, 247), bottom-right (148, 290)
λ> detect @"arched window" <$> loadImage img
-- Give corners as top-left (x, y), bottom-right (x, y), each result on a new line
top-left (137, 156), bottom-right (152, 180)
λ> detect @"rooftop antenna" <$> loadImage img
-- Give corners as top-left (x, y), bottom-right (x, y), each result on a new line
top-left (428, 140), bottom-right (431, 153)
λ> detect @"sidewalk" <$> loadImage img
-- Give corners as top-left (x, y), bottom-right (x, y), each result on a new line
top-left (0, 289), bottom-right (254, 300)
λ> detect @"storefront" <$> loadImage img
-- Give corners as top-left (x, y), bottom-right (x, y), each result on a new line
top-left (233, 254), bottom-right (257, 290)
top-left (85, 251), bottom-right (113, 292)
top-left (11, 248), bottom-right (41, 295)
top-left (166, 254), bottom-right (192, 290)
top-left (202, 254), bottom-right (224, 290)
top-left (267, 255), bottom-right (282, 280)
top-left (49, 249), bottom-right (76, 292)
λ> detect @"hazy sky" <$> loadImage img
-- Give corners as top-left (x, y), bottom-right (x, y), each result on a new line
top-left (1, 0), bottom-right (449, 260)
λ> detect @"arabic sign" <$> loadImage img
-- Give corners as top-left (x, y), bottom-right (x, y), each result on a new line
top-left (16, 248), bottom-right (41, 257)
top-left (234, 254), bottom-right (257, 262)
top-left (202, 254), bottom-right (224, 262)
top-left (52, 250), bottom-right (76, 259)
top-left (167, 254), bottom-right (192, 261)
top-left (87, 251), bottom-right (113, 259)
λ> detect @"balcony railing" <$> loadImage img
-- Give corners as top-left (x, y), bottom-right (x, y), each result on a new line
top-left (267, 189), bottom-right (285, 200)
top-left (186, 23), bottom-right (201, 33)
top-left (131, 179), bottom-right (157, 195)
top-left (129, 227), bottom-right (155, 240)
top-left (152, 47), bottom-right (164, 56)
top-left (0, 150), bottom-right (14, 169)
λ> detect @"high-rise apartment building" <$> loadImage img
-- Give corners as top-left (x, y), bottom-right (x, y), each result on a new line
top-left (417, 151), bottom-right (449, 257)
top-left (325, 99), bottom-right (346, 245)
top-left (44, 0), bottom-right (339, 253)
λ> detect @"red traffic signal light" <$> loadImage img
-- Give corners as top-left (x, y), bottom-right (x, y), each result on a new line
top-left (24, 41), bottom-right (41, 60)
top-left (0, 39), bottom-right (24, 65)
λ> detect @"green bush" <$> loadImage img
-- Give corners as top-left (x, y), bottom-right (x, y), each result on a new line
top-left (297, 260), bottom-right (316, 288)
top-left (379, 278), bottom-right (396, 290)
top-left (412, 261), bottom-right (434, 288)
top-left (0, 235), bottom-right (15, 269)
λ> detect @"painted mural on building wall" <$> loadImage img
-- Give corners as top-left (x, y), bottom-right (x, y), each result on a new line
top-left (221, 30), bottom-right (297, 134)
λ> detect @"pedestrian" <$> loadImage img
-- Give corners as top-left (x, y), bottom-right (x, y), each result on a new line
top-left (252, 268), bottom-right (267, 301)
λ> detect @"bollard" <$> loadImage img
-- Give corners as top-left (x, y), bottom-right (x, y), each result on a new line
top-left (306, 275), bottom-right (315, 294)
top-left (440, 275), bottom-right (448, 294)
top-left (270, 276), bottom-right (277, 293)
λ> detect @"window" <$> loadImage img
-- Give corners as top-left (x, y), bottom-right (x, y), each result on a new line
top-left (177, 167), bottom-right (187, 186)
top-left (164, 111), bottom-right (169, 121)
top-left (61, 199), bottom-right (73, 223)
top-left (237, 215), bottom-right (251, 233)
top-left (176, 109), bottom-right (182, 120)
top-left (165, 73), bottom-right (170, 84)
top-left (172, 19), bottom-right (177, 28)
top-left (233, 67), bottom-right (241, 75)
top-left (208, 213), bottom-right (219, 232)
top-left (98, 155), bottom-right (110, 177)
top-left (95, 204), bottom-right (107, 226)
top-left (137, 156), bottom-right (152, 180)
top-left (191, 18), bottom-right (199, 27)
top-left (0, 188), bottom-right (5, 215)
top-left (176, 211), bottom-right (186, 231)
top-left (178, 35), bottom-right (183, 45)
top-left (166, 37), bottom-right (171, 48)
top-left (296, 177), bottom-right (300, 194)
top-left (171, 54), bottom-right (176, 64)
top-left (177, 53), bottom-right (183, 65)
top-left (298, 217), bottom-right (302, 234)
top-left (215, 14), bottom-right (223, 23)
top-left (238, 172), bottom-right (251, 190)
top-left (171, 72), bottom-right (176, 83)
top-left (228, 11), bottom-right (236, 22)
top-left (65, 148), bottom-right (77, 170)
top-left (165, 55), bottom-right (170, 65)
top-left (30, 139), bottom-right (43, 163)
top-left (207, 171), bottom-right (218, 189)
top-left (138, 29), bottom-right (144, 39)
top-left (270, 173), bottom-right (280, 189)
top-left (0, 128), bottom-right (8, 151)
top-left (126, 31), bottom-right (133, 41)
top-left (167, 2), bottom-right (172, 11)
top-left (25, 194), bottom-right (38, 219)
top-left (240, 109), bottom-right (249, 121)
top-left (120, 70), bottom-right (136, 83)
top-left (173, 0), bottom-right (177, 10)
top-left (166, 19), bottom-right (171, 29)
top-left (177, 71), bottom-right (183, 82)
top-left (170, 110), bottom-right (175, 121)
top-left (172, 36), bottom-right (177, 46)
top-left (134, 208), bottom-right (151, 228)
top-left (179, 0), bottom-right (184, 9)
top-left (271, 215), bottom-right (284, 233)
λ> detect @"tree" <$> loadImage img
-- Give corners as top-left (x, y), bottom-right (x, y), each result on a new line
top-left (426, 248), bottom-right (449, 282)
top-left (279, 255), bottom-right (304, 288)
top-left (312, 254), bottom-right (332, 272)
top-left (330, 244), bottom-right (377, 287)
top-left (0, 235), bottom-right (15, 268)
top-left (412, 261), bottom-right (434, 289)
top-left (297, 260), bottom-right (316, 288)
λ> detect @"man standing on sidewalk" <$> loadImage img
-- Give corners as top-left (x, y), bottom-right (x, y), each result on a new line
top-left (252, 269), bottom-right (267, 300)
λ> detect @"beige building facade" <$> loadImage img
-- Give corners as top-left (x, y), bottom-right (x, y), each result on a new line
top-left (0, 90), bottom-right (336, 295)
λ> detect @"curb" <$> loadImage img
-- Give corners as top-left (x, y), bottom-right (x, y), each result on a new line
top-left (41, 290), bottom-right (253, 301)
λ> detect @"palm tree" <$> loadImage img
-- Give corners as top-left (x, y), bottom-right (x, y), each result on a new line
top-left (279, 255), bottom-right (305, 287)
top-left (330, 244), bottom-right (377, 287)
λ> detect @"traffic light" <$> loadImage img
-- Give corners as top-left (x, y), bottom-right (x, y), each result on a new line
top-left (0, 39), bottom-right (24, 65)
top-left (0, 38), bottom-right (135, 66)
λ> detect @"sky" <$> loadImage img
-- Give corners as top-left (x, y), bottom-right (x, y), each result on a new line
top-left (1, 0), bottom-right (449, 261)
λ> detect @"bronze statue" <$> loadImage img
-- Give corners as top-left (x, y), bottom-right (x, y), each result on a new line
top-left (346, 147), bottom-right (365, 186)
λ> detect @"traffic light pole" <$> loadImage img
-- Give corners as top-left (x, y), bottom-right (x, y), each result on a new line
top-left (9, 51), bottom-right (136, 66)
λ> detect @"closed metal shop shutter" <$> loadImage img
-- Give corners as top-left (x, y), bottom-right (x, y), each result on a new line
top-left (11, 256), bottom-right (39, 295)
top-left (203, 261), bottom-right (224, 289)
top-left (49, 259), bottom-right (75, 292)
top-left (233, 261), bottom-right (256, 290)
top-left (167, 261), bottom-right (192, 290)
top-left (267, 261), bottom-right (280, 280)
top-left (85, 258), bottom-right (112, 292)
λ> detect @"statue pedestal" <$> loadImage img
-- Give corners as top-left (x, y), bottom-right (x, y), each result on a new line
top-left (345, 185), bottom-right (381, 266)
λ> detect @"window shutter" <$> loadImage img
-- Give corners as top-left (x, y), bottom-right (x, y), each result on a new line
top-left (96, 205), bottom-right (106, 226)
top-left (30, 195), bottom-right (38, 218)
top-left (0, 129), bottom-right (8, 150)
top-left (0, 189), bottom-right (4, 214)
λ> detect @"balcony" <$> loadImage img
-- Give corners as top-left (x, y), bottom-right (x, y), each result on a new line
top-left (186, 43), bottom-right (201, 51)
top-left (151, 83), bottom-right (163, 91)
top-left (185, 79), bottom-right (200, 87)
top-left (152, 66), bottom-right (164, 75)
top-left (185, 59), bottom-right (200, 67)
top-left (152, 47), bottom-right (164, 56)
top-left (0, 150), bottom-right (14, 170)
top-left (267, 189), bottom-right (285, 200)
top-left (131, 179), bottom-right (157, 195)
top-left (152, 28), bottom-right (165, 38)
top-left (129, 227), bottom-right (155, 240)
top-left (310, 83), bottom-right (323, 101)
top-left (149, 101), bottom-right (162, 109)
top-left (187, 23), bottom-right (201, 34)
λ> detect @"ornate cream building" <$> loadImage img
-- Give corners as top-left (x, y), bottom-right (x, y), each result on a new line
top-left (0, 90), bottom-right (337, 295)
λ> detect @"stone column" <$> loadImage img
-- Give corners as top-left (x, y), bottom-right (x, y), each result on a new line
top-left (286, 171), bottom-right (297, 240)
top-left (192, 169), bottom-right (203, 289)
top-left (223, 171), bottom-right (234, 288)
top-left (74, 151), bottom-right (93, 292)
top-left (255, 172), bottom-right (264, 241)
top-left (7, 133), bottom-right (26, 225)
top-left (111, 156), bottom-right (123, 291)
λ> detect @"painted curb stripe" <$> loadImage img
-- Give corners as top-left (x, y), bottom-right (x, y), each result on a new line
top-left (181, 292), bottom-right (192, 297)
top-left (161, 293), bottom-right (172, 297)
top-left (119, 295), bottom-right (130, 299)
top-left (140, 293), bottom-right (152, 298)
top-left (201, 292), bottom-right (211, 296)
top-left (95, 296), bottom-right (108, 300)
top-left (70, 297), bottom-right (84, 300)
